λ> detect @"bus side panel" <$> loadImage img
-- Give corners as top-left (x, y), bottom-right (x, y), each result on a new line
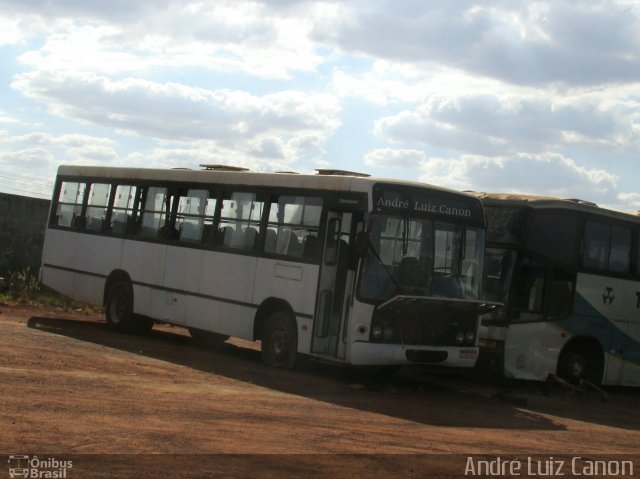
top-left (252, 258), bottom-right (320, 354)
top-left (602, 319), bottom-right (640, 386)
top-left (620, 322), bottom-right (640, 386)
top-left (187, 298), bottom-right (256, 340)
top-left (503, 322), bottom-right (562, 380)
top-left (186, 251), bottom-right (258, 338)
top-left (159, 245), bottom-right (205, 325)
top-left (578, 273), bottom-right (639, 322)
top-left (163, 246), bottom-right (203, 294)
top-left (345, 301), bottom-right (376, 355)
top-left (121, 240), bottom-right (167, 318)
top-left (575, 273), bottom-right (640, 386)
top-left (41, 229), bottom-right (78, 298)
top-left (71, 234), bottom-right (122, 304)
top-left (199, 251), bottom-right (257, 303)
top-left (252, 259), bottom-right (319, 315)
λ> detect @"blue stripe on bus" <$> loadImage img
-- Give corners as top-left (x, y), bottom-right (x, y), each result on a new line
top-left (554, 293), bottom-right (640, 367)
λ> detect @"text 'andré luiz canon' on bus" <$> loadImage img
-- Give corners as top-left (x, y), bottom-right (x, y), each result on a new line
top-left (40, 165), bottom-right (500, 372)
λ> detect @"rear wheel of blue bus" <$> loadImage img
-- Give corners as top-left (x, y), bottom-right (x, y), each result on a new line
top-left (557, 344), bottom-right (603, 385)
top-left (261, 311), bottom-right (297, 369)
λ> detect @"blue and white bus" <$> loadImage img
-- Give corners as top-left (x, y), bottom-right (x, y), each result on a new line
top-left (474, 193), bottom-right (640, 386)
top-left (41, 165), bottom-right (497, 370)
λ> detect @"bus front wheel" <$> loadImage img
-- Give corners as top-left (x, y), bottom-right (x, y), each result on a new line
top-left (558, 348), bottom-right (602, 385)
top-left (106, 281), bottom-right (153, 334)
top-left (261, 311), bottom-right (297, 369)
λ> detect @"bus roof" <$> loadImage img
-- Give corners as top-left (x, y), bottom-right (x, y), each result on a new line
top-left (56, 164), bottom-right (475, 199)
top-left (469, 192), bottom-right (640, 225)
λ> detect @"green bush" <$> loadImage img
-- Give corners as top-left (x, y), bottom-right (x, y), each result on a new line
top-left (7, 267), bottom-right (41, 301)
top-left (0, 267), bottom-right (101, 312)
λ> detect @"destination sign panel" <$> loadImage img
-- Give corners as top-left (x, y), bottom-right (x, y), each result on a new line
top-left (373, 183), bottom-right (484, 223)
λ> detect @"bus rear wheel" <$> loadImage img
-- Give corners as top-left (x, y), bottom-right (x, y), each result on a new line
top-left (261, 311), bottom-right (297, 369)
top-left (558, 348), bottom-right (602, 385)
top-left (106, 281), bottom-right (153, 334)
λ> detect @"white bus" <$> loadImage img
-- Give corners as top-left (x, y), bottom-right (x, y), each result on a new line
top-left (474, 193), bottom-right (640, 386)
top-left (41, 165), bottom-right (497, 369)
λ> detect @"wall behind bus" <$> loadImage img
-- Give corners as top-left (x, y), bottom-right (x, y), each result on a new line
top-left (0, 193), bottom-right (50, 276)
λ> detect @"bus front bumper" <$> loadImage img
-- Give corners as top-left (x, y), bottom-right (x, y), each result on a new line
top-left (349, 342), bottom-right (478, 367)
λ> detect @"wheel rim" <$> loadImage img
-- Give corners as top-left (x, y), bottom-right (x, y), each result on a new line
top-left (110, 289), bottom-right (127, 325)
top-left (568, 357), bottom-right (584, 378)
top-left (271, 328), bottom-right (289, 361)
top-left (563, 353), bottom-right (586, 381)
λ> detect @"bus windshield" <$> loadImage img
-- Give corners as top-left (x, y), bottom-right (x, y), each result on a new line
top-left (358, 214), bottom-right (484, 302)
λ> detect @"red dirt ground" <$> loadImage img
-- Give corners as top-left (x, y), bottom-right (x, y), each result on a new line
top-left (1, 304), bottom-right (638, 478)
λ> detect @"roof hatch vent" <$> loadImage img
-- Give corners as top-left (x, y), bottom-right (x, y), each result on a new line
top-left (315, 169), bottom-right (370, 178)
top-left (200, 164), bottom-right (249, 172)
top-left (566, 198), bottom-right (597, 207)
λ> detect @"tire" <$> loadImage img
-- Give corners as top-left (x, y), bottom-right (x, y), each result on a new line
top-left (261, 311), bottom-right (298, 369)
top-left (189, 328), bottom-right (229, 348)
top-left (558, 349), bottom-right (601, 385)
top-left (105, 281), bottom-right (153, 334)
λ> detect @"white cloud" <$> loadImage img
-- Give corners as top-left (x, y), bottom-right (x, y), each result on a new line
top-left (418, 152), bottom-right (627, 209)
top-left (0, 131), bottom-right (123, 189)
top-left (9, 1), bottom-right (327, 79)
top-left (373, 89), bottom-right (640, 155)
top-left (0, 147), bottom-right (54, 170)
top-left (18, 24), bottom-right (147, 75)
top-left (126, 143), bottom-right (298, 173)
top-left (364, 148), bottom-right (425, 168)
top-left (618, 193), bottom-right (640, 212)
top-left (317, 1), bottom-right (640, 87)
top-left (11, 71), bottom-right (341, 166)
top-left (0, 17), bottom-right (29, 46)
top-left (332, 68), bottom-right (429, 106)
top-left (0, 131), bottom-right (116, 148)
top-left (0, 114), bottom-right (21, 125)
top-left (1, 0), bottom-right (638, 213)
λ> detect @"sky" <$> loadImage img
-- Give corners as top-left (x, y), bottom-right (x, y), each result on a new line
top-left (0, 0), bottom-right (639, 212)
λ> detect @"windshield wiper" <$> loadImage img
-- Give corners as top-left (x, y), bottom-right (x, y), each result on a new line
top-left (366, 239), bottom-right (402, 290)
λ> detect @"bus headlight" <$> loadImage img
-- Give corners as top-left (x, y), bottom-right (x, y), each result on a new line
top-left (455, 331), bottom-right (465, 345)
top-left (372, 325), bottom-right (383, 340)
top-left (464, 331), bottom-right (475, 345)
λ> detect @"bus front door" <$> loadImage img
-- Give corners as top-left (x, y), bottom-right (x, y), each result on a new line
top-left (311, 211), bottom-right (354, 359)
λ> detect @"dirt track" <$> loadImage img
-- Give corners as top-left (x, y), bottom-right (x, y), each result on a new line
top-left (1, 304), bottom-right (639, 478)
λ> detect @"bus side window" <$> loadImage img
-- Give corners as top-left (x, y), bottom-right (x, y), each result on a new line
top-left (110, 185), bottom-right (137, 235)
top-left (266, 195), bottom-right (323, 260)
top-left (55, 182), bottom-right (85, 228)
top-left (526, 213), bottom-right (578, 267)
top-left (583, 221), bottom-right (609, 270)
top-left (218, 191), bottom-right (264, 251)
top-left (176, 189), bottom-right (209, 244)
top-left (85, 183), bottom-right (111, 232)
top-left (139, 186), bottom-right (169, 239)
top-left (201, 194), bottom-right (218, 244)
top-left (583, 221), bottom-right (632, 273)
top-left (609, 225), bottom-right (631, 273)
